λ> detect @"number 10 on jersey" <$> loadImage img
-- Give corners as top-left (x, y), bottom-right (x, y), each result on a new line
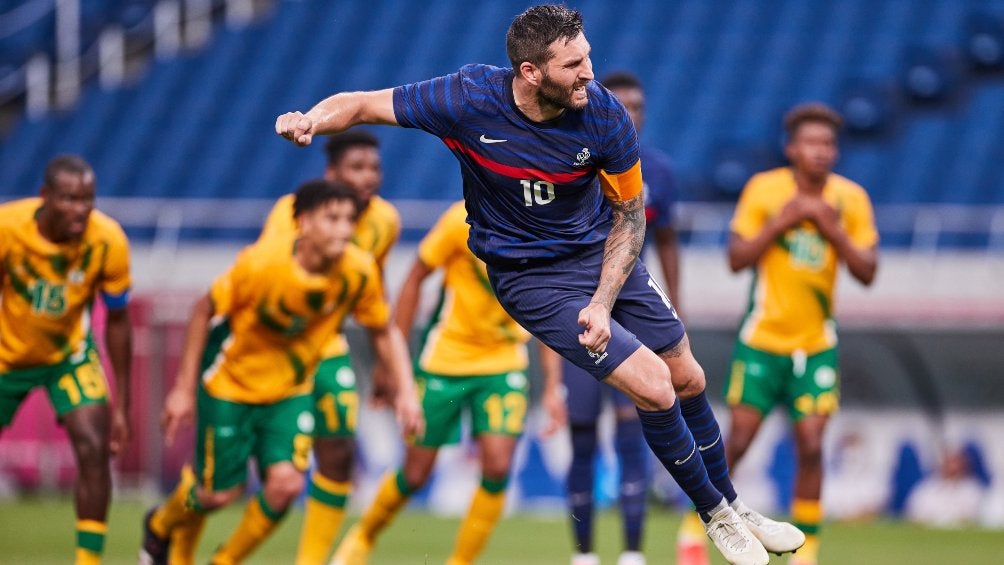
top-left (521, 179), bottom-right (555, 206)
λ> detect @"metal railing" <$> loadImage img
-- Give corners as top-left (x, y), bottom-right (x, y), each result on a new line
top-left (92, 196), bottom-right (1004, 254)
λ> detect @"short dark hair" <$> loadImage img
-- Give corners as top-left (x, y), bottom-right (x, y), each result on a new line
top-left (600, 71), bottom-right (643, 92)
top-left (323, 130), bottom-right (379, 166)
top-left (783, 103), bottom-right (843, 138)
top-left (293, 179), bottom-right (362, 219)
top-left (44, 154), bottom-right (93, 188)
top-left (506, 4), bottom-right (584, 69)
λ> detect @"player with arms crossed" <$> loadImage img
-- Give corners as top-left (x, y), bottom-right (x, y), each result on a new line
top-left (257, 130), bottom-right (404, 565)
top-left (277, 6), bottom-right (803, 564)
top-left (332, 200), bottom-right (559, 564)
top-left (139, 180), bottom-right (422, 565)
top-left (538, 70), bottom-right (682, 565)
top-left (677, 103), bottom-right (878, 565)
top-left (0, 154), bottom-right (133, 565)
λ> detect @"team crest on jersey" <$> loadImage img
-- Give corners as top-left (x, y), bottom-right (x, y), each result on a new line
top-left (69, 269), bottom-right (85, 284)
top-left (573, 147), bottom-right (592, 167)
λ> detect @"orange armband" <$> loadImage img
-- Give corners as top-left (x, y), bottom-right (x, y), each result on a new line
top-left (598, 160), bottom-right (643, 202)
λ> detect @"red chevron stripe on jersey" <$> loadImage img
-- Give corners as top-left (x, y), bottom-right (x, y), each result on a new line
top-left (443, 138), bottom-right (592, 184)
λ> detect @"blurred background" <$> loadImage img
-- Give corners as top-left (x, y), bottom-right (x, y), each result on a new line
top-left (1, 0), bottom-right (1003, 537)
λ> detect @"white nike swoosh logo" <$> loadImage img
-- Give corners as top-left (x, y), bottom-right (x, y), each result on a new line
top-left (698, 434), bottom-right (721, 452)
top-left (479, 134), bottom-right (507, 144)
top-left (674, 444), bottom-right (696, 465)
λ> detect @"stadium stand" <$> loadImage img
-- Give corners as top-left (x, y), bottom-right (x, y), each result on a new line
top-left (1, 0), bottom-right (1004, 247)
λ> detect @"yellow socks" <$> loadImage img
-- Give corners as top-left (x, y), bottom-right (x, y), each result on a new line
top-left (151, 465), bottom-right (202, 538)
top-left (168, 513), bottom-right (207, 565)
top-left (211, 493), bottom-right (285, 564)
top-left (295, 474), bottom-right (352, 565)
top-left (791, 498), bottom-right (822, 563)
top-left (679, 510), bottom-right (707, 541)
top-left (447, 478), bottom-right (507, 565)
top-left (357, 470), bottom-right (412, 541)
top-left (75, 519), bottom-right (106, 565)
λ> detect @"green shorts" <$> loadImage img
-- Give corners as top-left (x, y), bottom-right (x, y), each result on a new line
top-left (724, 341), bottom-right (839, 420)
top-left (312, 354), bottom-right (358, 438)
top-left (416, 369), bottom-right (529, 447)
top-left (195, 383), bottom-right (314, 492)
top-left (0, 340), bottom-right (108, 427)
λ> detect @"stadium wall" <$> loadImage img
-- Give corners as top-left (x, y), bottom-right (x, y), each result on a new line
top-left (1, 245), bottom-right (1001, 523)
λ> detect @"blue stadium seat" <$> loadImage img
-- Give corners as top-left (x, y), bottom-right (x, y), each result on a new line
top-left (4, 0), bottom-right (1004, 240)
top-left (962, 11), bottom-right (1004, 71)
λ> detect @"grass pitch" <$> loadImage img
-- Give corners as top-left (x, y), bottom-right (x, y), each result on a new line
top-left (0, 497), bottom-right (1001, 564)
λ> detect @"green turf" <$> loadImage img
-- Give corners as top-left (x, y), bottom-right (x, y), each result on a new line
top-left (0, 496), bottom-right (1002, 564)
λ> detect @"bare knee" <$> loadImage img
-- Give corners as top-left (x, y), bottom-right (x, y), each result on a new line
top-left (657, 335), bottom-right (707, 398)
top-left (481, 453), bottom-right (514, 481)
top-left (402, 446), bottom-right (438, 490)
top-left (313, 437), bottom-right (354, 482)
top-left (196, 485), bottom-right (244, 511)
top-left (73, 432), bottom-right (110, 473)
top-left (605, 349), bottom-right (675, 411)
top-left (263, 463), bottom-right (306, 510)
top-left (796, 435), bottom-right (825, 471)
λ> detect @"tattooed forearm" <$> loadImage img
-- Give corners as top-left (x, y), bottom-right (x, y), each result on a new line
top-left (592, 194), bottom-right (647, 309)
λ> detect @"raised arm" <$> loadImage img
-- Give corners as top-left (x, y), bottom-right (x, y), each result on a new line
top-left (275, 88), bottom-right (398, 147)
top-left (104, 305), bottom-right (132, 456)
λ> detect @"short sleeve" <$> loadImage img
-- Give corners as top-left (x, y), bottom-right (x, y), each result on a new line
top-left (843, 186), bottom-right (879, 249)
top-left (418, 203), bottom-right (466, 269)
top-left (393, 70), bottom-right (466, 138)
top-left (351, 259), bottom-right (391, 329)
top-left (730, 175), bottom-right (769, 240)
top-left (597, 90), bottom-right (640, 175)
top-left (209, 246), bottom-right (257, 316)
top-left (259, 194), bottom-right (297, 244)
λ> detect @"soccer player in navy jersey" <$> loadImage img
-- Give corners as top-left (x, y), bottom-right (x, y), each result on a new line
top-left (276, 5), bottom-right (803, 564)
top-left (537, 70), bottom-right (682, 565)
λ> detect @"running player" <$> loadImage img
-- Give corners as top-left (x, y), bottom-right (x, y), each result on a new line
top-left (276, 6), bottom-right (803, 564)
top-left (256, 131), bottom-right (403, 565)
top-left (0, 154), bottom-right (133, 565)
top-left (546, 70), bottom-right (681, 565)
top-left (331, 200), bottom-right (560, 564)
top-left (139, 180), bottom-right (422, 565)
top-left (678, 103), bottom-right (879, 565)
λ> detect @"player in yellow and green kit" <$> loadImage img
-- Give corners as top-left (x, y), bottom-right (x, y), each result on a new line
top-left (678, 103), bottom-right (879, 565)
top-left (331, 200), bottom-right (565, 565)
top-left (258, 131), bottom-right (406, 565)
top-left (0, 155), bottom-right (133, 565)
top-left (139, 179), bottom-right (422, 565)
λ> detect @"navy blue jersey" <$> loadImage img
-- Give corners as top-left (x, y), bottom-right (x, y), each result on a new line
top-left (393, 64), bottom-right (639, 266)
top-left (640, 145), bottom-right (677, 242)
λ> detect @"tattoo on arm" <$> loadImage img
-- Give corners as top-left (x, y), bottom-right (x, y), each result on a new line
top-left (594, 194), bottom-right (646, 308)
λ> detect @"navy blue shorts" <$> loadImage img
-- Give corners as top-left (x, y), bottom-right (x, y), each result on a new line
top-left (488, 246), bottom-right (685, 380)
top-left (562, 357), bottom-right (636, 424)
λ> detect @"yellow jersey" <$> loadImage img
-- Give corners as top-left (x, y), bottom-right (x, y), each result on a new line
top-left (259, 193), bottom-right (400, 357)
top-left (260, 193), bottom-right (401, 268)
top-left (730, 167), bottom-right (878, 355)
top-left (416, 201), bottom-right (530, 375)
top-left (204, 241), bottom-right (389, 404)
top-left (0, 197), bottom-right (131, 370)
